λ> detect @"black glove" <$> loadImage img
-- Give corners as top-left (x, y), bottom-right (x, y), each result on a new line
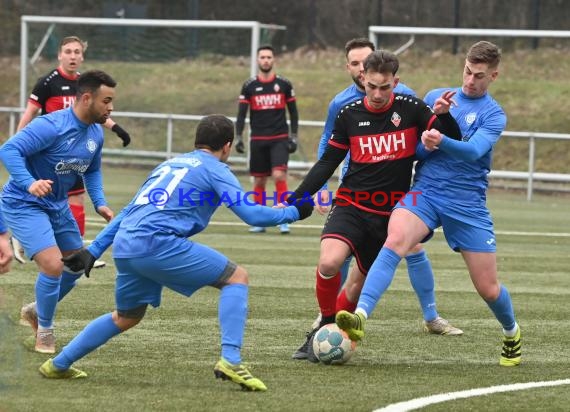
top-left (287, 133), bottom-right (298, 154)
top-left (62, 249), bottom-right (97, 278)
top-left (291, 199), bottom-right (313, 220)
top-left (235, 136), bottom-right (245, 154)
top-left (111, 124), bottom-right (131, 147)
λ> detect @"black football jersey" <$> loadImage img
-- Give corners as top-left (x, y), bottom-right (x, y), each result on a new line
top-left (28, 67), bottom-right (79, 114)
top-left (238, 74), bottom-right (296, 140)
top-left (329, 94), bottom-right (438, 213)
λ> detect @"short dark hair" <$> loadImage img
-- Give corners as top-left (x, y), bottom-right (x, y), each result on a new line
top-left (467, 41), bottom-right (501, 69)
top-left (345, 37), bottom-right (375, 58)
top-left (257, 44), bottom-right (275, 55)
top-left (363, 50), bottom-right (399, 76)
top-left (77, 70), bottom-right (116, 97)
top-left (195, 115), bottom-right (235, 151)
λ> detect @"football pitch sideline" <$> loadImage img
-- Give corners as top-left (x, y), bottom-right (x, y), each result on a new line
top-left (1, 165), bottom-right (569, 411)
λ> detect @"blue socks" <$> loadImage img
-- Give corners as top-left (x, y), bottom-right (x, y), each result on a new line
top-left (406, 250), bottom-right (438, 321)
top-left (357, 247), bottom-right (402, 317)
top-left (58, 271), bottom-right (83, 301)
top-left (486, 285), bottom-right (516, 331)
top-left (53, 313), bottom-right (121, 370)
top-left (35, 273), bottom-right (61, 328)
top-left (219, 284), bottom-right (248, 365)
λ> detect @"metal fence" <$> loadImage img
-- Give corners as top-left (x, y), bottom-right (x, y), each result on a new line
top-left (2, 106), bottom-right (570, 201)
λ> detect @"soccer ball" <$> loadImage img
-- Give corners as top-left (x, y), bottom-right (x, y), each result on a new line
top-left (312, 323), bottom-right (356, 365)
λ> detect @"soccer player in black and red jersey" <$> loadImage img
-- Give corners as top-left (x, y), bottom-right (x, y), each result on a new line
top-left (235, 45), bottom-right (299, 234)
top-left (286, 50), bottom-right (462, 360)
top-left (15, 36), bottom-right (130, 332)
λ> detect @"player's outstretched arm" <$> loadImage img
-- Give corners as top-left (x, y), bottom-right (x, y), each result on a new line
top-left (83, 170), bottom-right (109, 216)
top-left (16, 103), bottom-right (41, 131)
top-left (92, 209), bottom-right (124, 252)
top-left (286, 145), bottom-right (347, 205)
top-left (104, 118), bottom-right (131, 147)
top-left (230, 201), bottom-right (312, 228)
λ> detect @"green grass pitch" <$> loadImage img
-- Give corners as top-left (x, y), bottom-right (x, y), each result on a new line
top-left (1, 165), bottom-right (569, 411)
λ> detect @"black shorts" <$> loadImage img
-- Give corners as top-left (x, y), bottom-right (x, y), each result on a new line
top-left (68, 176), bottom-right (85, 196)
top-left (321, 203), bottom-right (389, 275)
top-left (249, 138), bottom-right (289, 176)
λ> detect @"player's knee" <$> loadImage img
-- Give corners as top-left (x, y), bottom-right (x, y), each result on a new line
top-left (272, 170), bottom-right (287, 181)
top-left (383, 232), bottom-right (409, 254)
top-left (227, 264), bottom-right (249, 285)
top-left (253, 177), bottom-right (267, 187)
top-left (68, 193), bottom-right (85, 206)
top-left (114, 307), bottom-right (146, 331)
top-left (317, 262), bottom-right (339, 279)
top-left (408, 243), bottom-right (424, 254)
top-left (39, 260), bottom-right (65, 276)
top-left (478, 283), bottom-right (501, 302)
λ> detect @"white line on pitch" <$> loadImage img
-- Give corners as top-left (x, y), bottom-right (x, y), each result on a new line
top-left (374, 379), bottom-right (570, 412)
top-left (85, 218), bottom-right (570, 238)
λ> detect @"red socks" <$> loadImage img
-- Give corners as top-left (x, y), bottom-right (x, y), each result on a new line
top-left (275, 180), bottom-right (288, 204)
top-left (252, 180), bottom-right (288, 206)
top-left (253, 185), bottom-right (265, 205)
top-left (69, 203), bottom-right (85, 236)
top-left (336, 288), bottom-right (357, 313)
top-left (316, 268), bottom-right (341, 318)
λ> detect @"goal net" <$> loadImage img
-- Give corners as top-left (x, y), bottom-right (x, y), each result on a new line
top-left (17, 16), bottom-right (288, 165)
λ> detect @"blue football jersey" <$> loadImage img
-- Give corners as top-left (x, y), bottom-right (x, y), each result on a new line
top-left (0, 107), bottom-right (105, 209)
top-left (418, 87), bottom-right (506, 200)
top-left (108, 150), bottom-right (299, 258)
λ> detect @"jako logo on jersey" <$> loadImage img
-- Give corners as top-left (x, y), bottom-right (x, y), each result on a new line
top-left (252, 93), bottom-right (285, 109)
top-left (86, 139), bottom-right (98, 153)
top-left (358, 121), bottom-right (371, 126)
top-left (255, 87), bottom-right (263, 91)
top-left (62, 86), bottom-right (70, 90)
top-left (391, 112), bottom-right (401, 127)
top-left (466, 112), bottom-right (477, 125)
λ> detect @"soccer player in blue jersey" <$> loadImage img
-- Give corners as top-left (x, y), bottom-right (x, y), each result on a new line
top-left (38, 115), bottom-right (313, 390)
top-left (0, 70), bottom-right (116, 353)
top-left (14, 37), bottom-right (131, 335)
top-left (337, 41), bottom-right (522, 366)
top-left (292, 38), bottom-right (462, 361)
top-left (13, 36), bottom-right (130, 269)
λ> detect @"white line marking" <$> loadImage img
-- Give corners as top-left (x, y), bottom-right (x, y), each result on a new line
top-left (374, 379), bottom-right (570, 412)
top-left (86, 218), bottom-right (570, 237)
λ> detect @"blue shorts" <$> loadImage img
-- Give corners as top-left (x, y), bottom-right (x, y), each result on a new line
top-left (1, 197), bottom-right (83, 259)
top-left (394, 190), bottom-right (496, 253)
top-left (114, 238), bottom-right (235, 311)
